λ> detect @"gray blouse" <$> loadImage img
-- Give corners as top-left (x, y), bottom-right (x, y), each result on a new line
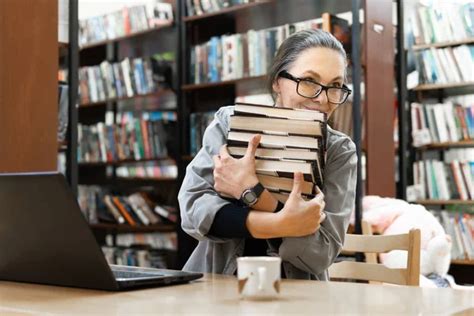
top-left (178, 105), bottom-right (357, 280)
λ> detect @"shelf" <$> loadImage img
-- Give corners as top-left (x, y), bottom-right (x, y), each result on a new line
top-left (79, 89), bottom-right (175, 108)
top-left (451, 259), bottom-right (474, 266)
top-left (80, 22), bottom-right (174, 50)
top-left (116, 177), bottom-right (177, 182)
top-left (416, 140), bottom-right (474, 150)
top-left (412, 38), bottom-right (474, 51)
top-left (411, 82), bottom-right (474, 91)
top-left (181, 155), bottom-right (194, 161)
top-left (415, 200), bottom-right (474, 205)
top-left (90, 223), bottom-right (176, 233)
top-left (182, 75), bottom-right (266, 91)
top-left (183, 0), bottom-right (273, 22)
top-left (79, 157), bottom-right (174, 167)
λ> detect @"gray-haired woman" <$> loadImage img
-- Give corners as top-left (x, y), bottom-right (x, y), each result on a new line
top-left (178, 29), bottom-right (357, 280)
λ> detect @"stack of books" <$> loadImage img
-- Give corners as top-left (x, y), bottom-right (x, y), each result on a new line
top-left (227, 103), bottom-right (327, 202)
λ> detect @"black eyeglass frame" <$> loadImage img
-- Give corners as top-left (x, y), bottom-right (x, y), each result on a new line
top-left (278, 70), bottom-right (352, 105)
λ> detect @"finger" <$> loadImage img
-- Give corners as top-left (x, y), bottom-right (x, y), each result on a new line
top-left (212, 155), bottom-right (221, 167)
top-left (244, 134), bottom-right (261, 159)
top-left (310, 191), bottom-right (325, 206)
top-left (290, 172), bottom-right (303, 196)
top-left (219, 145), bottom-right (231, 160)
top-left (319, 211), bottom-right (326, 223)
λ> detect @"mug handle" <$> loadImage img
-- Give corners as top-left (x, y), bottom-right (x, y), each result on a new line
top-left (257, 266), bottom-right (266, 291)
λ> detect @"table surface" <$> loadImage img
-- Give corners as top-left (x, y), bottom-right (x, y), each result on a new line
top-left (0, 274), bottom-right (473, 315)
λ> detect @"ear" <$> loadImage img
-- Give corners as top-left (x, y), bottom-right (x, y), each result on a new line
top-left (272, 79), bottom-right (281, 95)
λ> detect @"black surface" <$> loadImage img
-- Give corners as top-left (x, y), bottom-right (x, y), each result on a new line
top-left (0, 172), bottom-right (202, 290)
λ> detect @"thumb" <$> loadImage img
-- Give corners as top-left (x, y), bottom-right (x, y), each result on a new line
top-left (290, 172), bottom-right (303, 197)
top-left (244, 134), bottom-right (261, 159)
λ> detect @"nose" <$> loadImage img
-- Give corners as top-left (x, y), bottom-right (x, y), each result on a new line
top-left (312, 90), bottom-right (327, 105)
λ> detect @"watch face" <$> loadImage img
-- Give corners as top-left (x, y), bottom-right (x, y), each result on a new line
top-left (243, 190), bottom-right (258, 206)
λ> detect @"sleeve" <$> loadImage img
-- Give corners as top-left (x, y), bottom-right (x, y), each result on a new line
top-left (178, 107), bottom-right (239, 242)
top-left (278, 136), bottom-right (357, 276)
top-left (208, 203), bottom-right (251, 238)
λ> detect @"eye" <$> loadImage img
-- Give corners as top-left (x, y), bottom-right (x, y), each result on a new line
top-left (331, 82), bottom-right (343, 88)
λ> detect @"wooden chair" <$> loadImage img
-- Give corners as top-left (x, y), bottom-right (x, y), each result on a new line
top-left (329, 222), bottom-right (421, 286)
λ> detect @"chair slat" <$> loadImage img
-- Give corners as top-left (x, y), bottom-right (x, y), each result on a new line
top-left (329, 262), bottom-right (407, 285)
top-left (343, 234), bottom-right (410, 253)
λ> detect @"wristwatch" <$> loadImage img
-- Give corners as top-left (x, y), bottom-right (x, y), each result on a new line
top-left (240, 182), bottom-right (265, 207)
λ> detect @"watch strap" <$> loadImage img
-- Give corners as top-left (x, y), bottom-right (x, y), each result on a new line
top-left (252, 182), bottom-right (265, 198)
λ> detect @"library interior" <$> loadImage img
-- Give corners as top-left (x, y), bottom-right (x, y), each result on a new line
top-left (0, 0), bottom-right (473, 314)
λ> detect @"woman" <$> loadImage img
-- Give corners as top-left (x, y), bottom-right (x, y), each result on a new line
top-left (178, 29), bottom-right (357, 280)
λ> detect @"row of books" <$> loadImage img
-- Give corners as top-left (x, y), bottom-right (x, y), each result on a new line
top-left (112, 232), bottom-right (177, 250)
top-left (431, 210), bottom-right (473, 261)
top-left (79, 1), bottom-right (174, 47)
top-left (115, 160), bottom-right (178, 180)
top-left (189, 111), bottom-right (216, 156)
top-left (227, 103), bottom-right (327, 202)
top-left (409, 3), bottom-right (474, 46)
top-left (57, 83), bottom-right (69, 142)
top-left (78, 111), bottom-right (176, 163)
top-left (79, 55), bottom-right (173, 104)
top-left (78, 186), bottom-right (178, 226)
top-left (189, 14), bottom-right (349, 84)
top-left (412, 158), bottom-right (474, 201)
top-left (410, 102), bottom-right (474, 147)
top-left (414, 45), bottom-right (474, 85)
top-left (185, 0), bottom-right (256, 17)
top-left (102, 246), bottom-right (176, 269)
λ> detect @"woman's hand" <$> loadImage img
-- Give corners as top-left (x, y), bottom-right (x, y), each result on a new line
top-left (276, 172), bottom-right (326, 237)
top-left (213, 134), bottom-right (261, 199)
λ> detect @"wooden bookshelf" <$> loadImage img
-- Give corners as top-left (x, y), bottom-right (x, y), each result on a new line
top-left (416, 140), bottom-right (474, 150)
top-left (79, 157), bottom-right (174, 167)
top-left (415, 200), bottom-right (474, 205)
top-left (451, 259), bottom-right (474, 266)
top-left (79, 89), bottom-right (175, 108)
top-left (79, 22), bottom-right (174, 50)
top-left (182, 0), bottom-right (273, 22)
top-left (412, 38), bottom-right (474, 51)
top-left (182, 75), bottom-right (266, 91)
top-left (90, 223), bottom-right (176, 233)
top-left (412, 82), bottom-right (474, 91)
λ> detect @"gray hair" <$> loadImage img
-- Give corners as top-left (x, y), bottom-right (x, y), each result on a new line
top-left (267, 29), bottom-right (347, 100)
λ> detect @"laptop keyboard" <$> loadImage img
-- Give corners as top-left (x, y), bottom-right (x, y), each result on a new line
top-left (112, 270), bottom-right (164, 279)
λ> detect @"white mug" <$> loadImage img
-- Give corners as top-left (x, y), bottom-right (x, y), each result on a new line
top-left (237, 256), bottom-right (282, 300)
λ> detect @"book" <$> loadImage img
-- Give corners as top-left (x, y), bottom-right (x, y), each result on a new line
top-left (227, 102), bottom-right (327, 199)
top-left (257, 174), bottom-right (314, 195)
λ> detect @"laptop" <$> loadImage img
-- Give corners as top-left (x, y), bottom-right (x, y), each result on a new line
top-left (0, 172), bottom-right (202, 290)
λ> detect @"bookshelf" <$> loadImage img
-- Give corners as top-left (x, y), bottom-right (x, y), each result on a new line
top-left (399, 0), bottom-right (474, 284)
top-left (182, 0), bottom-right (273, 22)
top-left (412, 38), bottom-right (474, 51)
top-left (69, 1), bottom-right (181, 269)
top-left (90, 223), bottom-right (176, 233)
top-left (80, 22), bottom-right (174, 51)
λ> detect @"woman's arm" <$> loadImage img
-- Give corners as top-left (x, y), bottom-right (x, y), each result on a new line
top-left (277, 137), bottom-right (357, 276)
top-left (212, 136), bottom-right (279, 213)
top-left (178, 107), bottom-right (238, 242)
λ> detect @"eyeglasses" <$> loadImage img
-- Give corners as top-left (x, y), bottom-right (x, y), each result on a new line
top-left (278, 70), bottom-right (351, 105)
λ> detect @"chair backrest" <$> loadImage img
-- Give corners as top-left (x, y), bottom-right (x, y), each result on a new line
top-left (329, 222), bottom-right (421, 286)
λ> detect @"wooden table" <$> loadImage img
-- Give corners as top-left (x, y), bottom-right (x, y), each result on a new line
top-left (0, 274), bottom-right (472, 315)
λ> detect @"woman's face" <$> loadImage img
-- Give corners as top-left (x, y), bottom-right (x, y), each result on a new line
top-left (273, 47), bottom-right (346, 116)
